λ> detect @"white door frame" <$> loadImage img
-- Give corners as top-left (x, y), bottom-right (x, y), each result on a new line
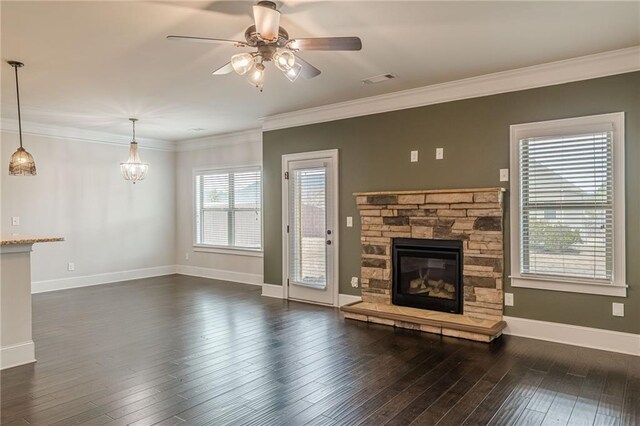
top-left (282, 149), bottom-right (339, 307)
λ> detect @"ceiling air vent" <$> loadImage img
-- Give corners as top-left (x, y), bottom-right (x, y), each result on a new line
top-left (361, 73), bottom-right (397, 85)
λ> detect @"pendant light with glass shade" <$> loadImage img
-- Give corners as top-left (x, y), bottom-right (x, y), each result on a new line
top-left (120, 118), bottom-right (149, 183)
top-left (7, 61), bottom-right (36, 176)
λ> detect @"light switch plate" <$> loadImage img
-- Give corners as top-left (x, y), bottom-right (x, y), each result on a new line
top-left (350, 277), bottom-right (359, 288)
top-left (500, 168), bottom-right (509, 182)
top-left (410, 150), bottom-right (418, 162)
top-left (436, 148), bottom-right (444, 160)
top-left (346, 216), bottom-right (353, 227)
top-left (11, 216), bottom-right (19, 226)
top-left (612, 302), bottom-right (624, 317)
top-left (504, 292), bottom-right (514, 306)
top-left (185, 252), bottom-right (190, 261)
top-left (67, 262), bottom-right (75, 272)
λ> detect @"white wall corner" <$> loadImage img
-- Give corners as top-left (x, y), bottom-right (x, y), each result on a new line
top-left (1, 341), bottom-right (36, 370)
top-left (262, 283), bottom-right (285, 299)
top-left (32, 265), bottom-right (177, 293)
top-left (175, 265), bottom-right (263, 286)
top-left (263, 46), bottom-right (640, 132)
top-left (338, 294), bottom-right (362, 307)
top-left (503, 316), bottom-right (640, 356)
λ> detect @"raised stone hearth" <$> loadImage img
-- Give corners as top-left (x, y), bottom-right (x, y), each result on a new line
top-left (341, 187), bottom-right (506, 342)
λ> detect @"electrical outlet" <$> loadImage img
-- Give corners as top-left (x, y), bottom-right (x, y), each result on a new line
top-left (350, 277), bottom-right (359, 288)
top-left (612, 303), bottom-right (624, 317)
top-left (346, 216), bottom-right (353, 227)
top-left (500, 168), bottom-right (509, 182)
top-left (67, 262), bottom-right (75, 272)
top-left (436, 148), bottom-right (444, 160)
top-left (504, 292), bottom-right (514, 306)
top-left (11, 216), bottom-right (20, 226)
top-left (410, 150), bottom-right (419, 162)
top-left (185, 252), bottom-right (190, 261)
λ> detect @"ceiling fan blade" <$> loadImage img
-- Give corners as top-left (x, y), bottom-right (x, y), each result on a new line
top-left (294, 55), bottom-right (321, 79)
top-left (212, 62), bottom-right (234, 75)
top-left (252, 4), bottom-right (281, 41)
top-left (167, 35), bottom-right (248, 47)
top-left (289, 37), bottom-right (362, 51)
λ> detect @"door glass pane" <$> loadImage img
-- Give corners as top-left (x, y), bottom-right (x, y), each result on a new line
top-left (289, 167), bottom-right (327, 288)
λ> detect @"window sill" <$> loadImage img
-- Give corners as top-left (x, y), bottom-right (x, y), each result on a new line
top-left (510, 275), bottom-right (627, 297)
top-left (193, 245), bottom-right (264, 258)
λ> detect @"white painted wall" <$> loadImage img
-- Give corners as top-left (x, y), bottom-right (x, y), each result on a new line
top-left (1, 131), bottom-right (176, 290)
top-left (175, 132), bottom-right (263, 285)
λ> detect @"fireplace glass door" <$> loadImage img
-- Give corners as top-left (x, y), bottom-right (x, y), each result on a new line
top-left (393, 239), bottom-right (463, 313)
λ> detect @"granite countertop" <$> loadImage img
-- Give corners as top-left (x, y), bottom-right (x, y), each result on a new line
top-left (0, 236), bottom-right (65, 246)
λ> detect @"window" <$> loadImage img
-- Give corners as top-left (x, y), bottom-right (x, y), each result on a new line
top-left (195, 167), bottom-right (262, 251)
top-left (510, 113), bottom-right (626, 297)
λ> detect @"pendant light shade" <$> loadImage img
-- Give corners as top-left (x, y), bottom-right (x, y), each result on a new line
top-left (7, 61), bottom-right (36, 176)
top-left (120, 118), bottom-right (149, 183)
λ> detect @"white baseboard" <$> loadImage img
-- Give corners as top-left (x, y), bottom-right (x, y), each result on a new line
top-left (32, 265), bottom-right (177, 293)
top-left (262, 283), bottom-right (284, 298)
top-left (338, 294), bottom-right (362, 307)
top-left (175, 265), bottom-right (262, 286)
top-left (1, 341), bottom-right (36, 370)
top-left (503, 316), bottom-right (640, 356)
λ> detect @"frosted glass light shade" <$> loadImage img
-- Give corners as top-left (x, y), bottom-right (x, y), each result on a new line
top-left (273, 50), bottom-right (295, 71)
top-left (120, 142), bottom-right (149, 183)
top-left (284, 62), bottom-right (302, 82)
top-left (8, 147), bottom-right (36, 176)
top-left (231, 53), bottom-right (254, 75)
top-left (246, 63), bottom-right (266, 89)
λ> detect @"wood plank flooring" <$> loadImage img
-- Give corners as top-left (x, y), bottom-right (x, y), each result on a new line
top-left (1, 274), bottom-right (638, 425)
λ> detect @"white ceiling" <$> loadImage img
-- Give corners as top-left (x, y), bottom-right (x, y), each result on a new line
top-left (1, 1), bottom-right (639, 142)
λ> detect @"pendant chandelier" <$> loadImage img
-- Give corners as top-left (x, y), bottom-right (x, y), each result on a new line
top-left (7, 61), bottom-right (36, 176)
top-left (120, 118), bottom-right (149, 183)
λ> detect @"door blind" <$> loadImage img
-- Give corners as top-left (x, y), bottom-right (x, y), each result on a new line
top-left (195, 168), bottom-right (261, 249)
top-left (289, 167), bottom-right (327, 288)
top-left (519, 131), bottom-right (613, 282)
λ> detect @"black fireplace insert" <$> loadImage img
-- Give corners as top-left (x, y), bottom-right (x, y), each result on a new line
top-left (392, 238), bottom-right (463, 314)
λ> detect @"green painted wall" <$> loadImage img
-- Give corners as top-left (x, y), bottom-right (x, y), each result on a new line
top-left (263, 72), bottom-right (639, 334)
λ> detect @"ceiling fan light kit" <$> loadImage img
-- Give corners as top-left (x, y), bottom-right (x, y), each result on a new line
top-left (167, 0), bottom-right (362, 91)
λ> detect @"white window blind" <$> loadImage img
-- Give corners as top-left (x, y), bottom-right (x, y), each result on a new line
top-left (195, 168), bottom-right (261, 250)
top-left (519, 131), bottom-right (613, 282)
top-left (289, 167), bottom-right (327, 288)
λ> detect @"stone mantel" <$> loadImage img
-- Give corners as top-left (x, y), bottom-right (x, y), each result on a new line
top-left (342, 187), bottom-right (507, 342)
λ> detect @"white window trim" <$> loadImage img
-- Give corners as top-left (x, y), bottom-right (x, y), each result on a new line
top-left (509, 112), bottom-right (627, 297)
top-left (192, 164), bottom-right (263, 254)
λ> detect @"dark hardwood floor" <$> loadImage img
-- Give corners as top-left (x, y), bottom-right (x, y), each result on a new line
top-left (1, 275), bottom-right (638, 426)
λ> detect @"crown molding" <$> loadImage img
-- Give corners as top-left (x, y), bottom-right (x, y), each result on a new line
top-left (175, 128), bottom-right (262, 152)
top-left (0, 118), bottom-right (177, 152)
top-left (262, 46), bottom-right (640, 132)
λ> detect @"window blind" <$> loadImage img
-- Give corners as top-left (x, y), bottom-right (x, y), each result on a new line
top-left (289, 167), bottom-right (327, 288)
top-left (195, 168), bottom-right (261, 250)
top-left (519, 131), bottom-right (613, 282)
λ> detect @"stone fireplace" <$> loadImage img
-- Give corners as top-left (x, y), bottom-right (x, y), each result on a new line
top-left (341, 188), bottom-right (507, 342)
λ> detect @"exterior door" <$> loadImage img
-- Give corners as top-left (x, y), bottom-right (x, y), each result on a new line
top-left (283, 150), bottom-right (338, 306)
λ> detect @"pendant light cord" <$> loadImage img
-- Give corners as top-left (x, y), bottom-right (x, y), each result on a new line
top-left (13, 64), bottom-right (23, 149)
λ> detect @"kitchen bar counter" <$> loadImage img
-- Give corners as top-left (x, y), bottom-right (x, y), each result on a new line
top-left (1, 236), bottom-right (64, 369)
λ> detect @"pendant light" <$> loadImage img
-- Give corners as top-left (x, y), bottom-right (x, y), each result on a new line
top-left (7, 61), bottom-right (36, 176)
top-left (120, 118), bottom-right (149, 183)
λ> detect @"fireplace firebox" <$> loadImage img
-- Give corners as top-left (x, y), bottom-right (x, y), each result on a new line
top-left (392, 238), bottom-right (463, 314)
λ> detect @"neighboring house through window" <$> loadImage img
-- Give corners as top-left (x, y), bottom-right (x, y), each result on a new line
top-left (194, 167), bottom-right (262, 252)
top-left (509, 113), bottom-right (626, 297)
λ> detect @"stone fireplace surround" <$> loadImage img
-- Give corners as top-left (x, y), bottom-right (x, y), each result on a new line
top-left (340, 187), bottom-right (507, 342)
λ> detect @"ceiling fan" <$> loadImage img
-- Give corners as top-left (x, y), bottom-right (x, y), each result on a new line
top-left (167, 0), bottom-right (362, 91)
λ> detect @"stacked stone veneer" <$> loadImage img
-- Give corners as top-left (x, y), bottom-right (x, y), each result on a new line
top-left (356, 188), bottom-right (505, 322)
